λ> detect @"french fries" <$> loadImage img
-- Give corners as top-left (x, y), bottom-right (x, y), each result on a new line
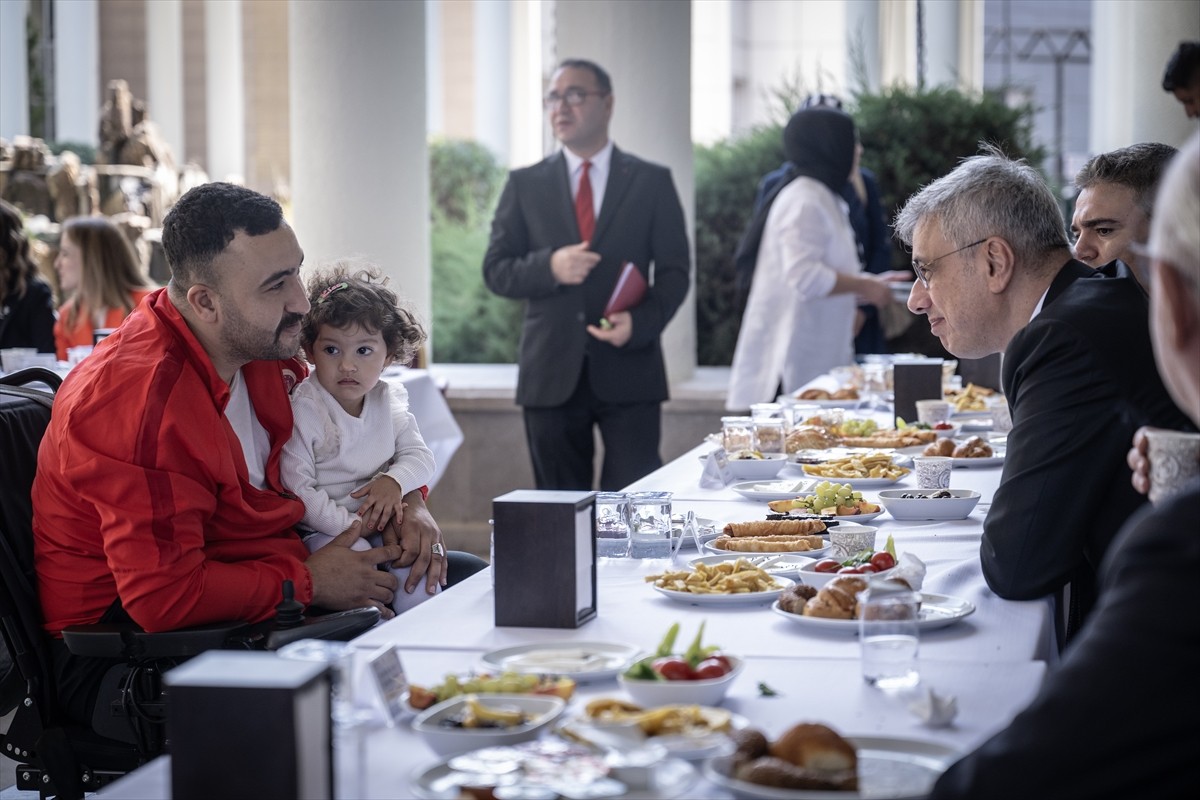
top-left (584, 699), bottom-right (733, 736)
top-left (802, 453), bottom-right (909, 480)
top-left (949, 382), bottom-right (994, 412)
top-left (646, 559), bottom-right (780, 594)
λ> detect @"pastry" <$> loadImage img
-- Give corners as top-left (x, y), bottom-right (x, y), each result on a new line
top-left (952, 436), bottom-right (994, 458)
top-left (722, 519), bottom-right (827, 537)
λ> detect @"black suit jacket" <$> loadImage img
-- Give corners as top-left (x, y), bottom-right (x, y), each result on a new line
top-left (983, 260), bottom-right (1192, 619)
top-left (930, 479), bottom-right (1200, 799)
top-left (482, 147), bottom-right (690, 408)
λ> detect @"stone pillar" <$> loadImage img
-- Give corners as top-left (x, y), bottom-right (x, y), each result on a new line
top-left (692, 0), bottom-right (732, 145)
top-left (555, 0), bottom-right (696, 384)
top-left (289, 0), bottom-right (430, 331)
top-left (53, 0), bottom-right (98, 145)
top-left (507, 0), bottom-right (544, 168)
top-left (204, 0), bottom-right (245, 181)
top-left (924, 0), bottom-right (961, 88)
top-left (880, 0), bottom-right (916, 88)
top-left (1091, 0), bottom-right (1199, 153)
top-left (845, 0), bottom-right (882, 93)
top-left (146, 0), bottom-right (184, 161)
top-left (0, 0), bottom-right (29, 140)
top-left (473, 0), bottom-right (510, 161)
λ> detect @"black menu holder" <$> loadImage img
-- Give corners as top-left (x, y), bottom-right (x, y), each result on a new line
top-left (893, 358), bottom-right (944, 426)
top-left (166, 651), bottom-right (333, 800)
top-left (492, 490), bottom-right (597, 628)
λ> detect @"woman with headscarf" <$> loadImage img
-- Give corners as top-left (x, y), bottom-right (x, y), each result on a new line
top-left (726, 107), bottom-right (903, 410)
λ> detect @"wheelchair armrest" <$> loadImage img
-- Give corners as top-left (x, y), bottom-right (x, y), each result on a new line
top-left (61, 621), bottom-right (251, 660)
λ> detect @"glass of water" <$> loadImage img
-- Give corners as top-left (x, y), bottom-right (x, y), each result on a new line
top-left (859, 581), bottom-right (920, 691)
top-left (594, 492), bottom-right (631, 558)
top-left (628, 491), bottom-right (673, 559)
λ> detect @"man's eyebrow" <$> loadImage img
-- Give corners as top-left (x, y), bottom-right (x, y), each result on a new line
top-left (1076, 216), bottom-right (1122, 230)
top-left (259, 266), bottom-right (299, 289)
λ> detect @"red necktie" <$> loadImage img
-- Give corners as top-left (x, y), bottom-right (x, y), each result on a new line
top-left (575, 160), bottom-right (595, 243)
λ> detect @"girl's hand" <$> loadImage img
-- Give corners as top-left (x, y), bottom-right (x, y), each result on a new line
top-left (351, 476), bottom-right (406, 531)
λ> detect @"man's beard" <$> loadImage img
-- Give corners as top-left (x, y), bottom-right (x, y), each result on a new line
top-left (221, 301), bottom-right (304, 363)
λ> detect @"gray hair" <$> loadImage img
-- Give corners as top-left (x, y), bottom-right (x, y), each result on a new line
top-left (893, 143), bottom-right (1069, 266)
top-left (1149, 131), bottom-right (1200, 300)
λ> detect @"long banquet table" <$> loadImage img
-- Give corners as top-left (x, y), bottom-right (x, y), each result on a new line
top-left (99, 414), bottom-right (1053, 799)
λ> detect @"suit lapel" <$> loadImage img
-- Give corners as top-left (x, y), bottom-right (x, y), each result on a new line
top-left (593, 146), bottom-right (633, 246)
top-left (544, 151), bottom-right (578, 239)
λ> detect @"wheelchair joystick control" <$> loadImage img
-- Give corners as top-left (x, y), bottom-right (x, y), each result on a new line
top-left (274, 580), bottom-right (305, 628)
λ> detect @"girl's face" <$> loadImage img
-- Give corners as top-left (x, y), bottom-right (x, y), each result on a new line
top-left (308, 322), bottom-right (391, 416)
top-left (55, 231), bottom-right (82, 293)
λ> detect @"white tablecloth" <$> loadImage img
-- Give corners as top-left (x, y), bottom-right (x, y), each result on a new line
top-left (385, 367), bottom-right (463, 489)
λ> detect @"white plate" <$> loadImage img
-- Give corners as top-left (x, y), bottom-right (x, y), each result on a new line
top-left (895, 445), bottom-right (1006, 468)
top-left (703, 540), bottom-right (831, 560)
top-left (770, 593), bottom-right (976, 633)
top-left (703, 735), bottom-right (960, 799)
top-left (559, 712), bottom-right (751, 761)
top-left (410, 746), bottom-right (698, 799)
top-left (480, 642), bottom-right (642, 682)
top-left (651, 576), bottom-right (796, 606)
top-left (688, 553), bottom-right (815, 579)
top-left (731, 479), bottom-right (817, 501)
top-left (798, 467), bottom-right (911, 488)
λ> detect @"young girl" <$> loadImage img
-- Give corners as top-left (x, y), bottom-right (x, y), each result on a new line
top-left (280, 263), bottom-right (438, 613)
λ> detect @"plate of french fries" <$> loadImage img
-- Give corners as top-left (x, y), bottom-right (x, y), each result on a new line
top-left (801, 453), bottom-right (911, 487)
top-left (646, 559), bottom-right (795, 606)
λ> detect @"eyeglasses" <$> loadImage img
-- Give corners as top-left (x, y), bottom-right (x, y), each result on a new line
top-left (912, 237), bottom-right (990, 289)
top-left (543, 88), bottom-right (607, 109)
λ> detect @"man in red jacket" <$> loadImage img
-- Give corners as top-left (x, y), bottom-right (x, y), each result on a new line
top-left (32, 182), bottom-right (447, 728)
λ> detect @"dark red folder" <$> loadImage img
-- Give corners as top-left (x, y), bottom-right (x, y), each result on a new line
top-left (602, 261), bottom-right (647, 320)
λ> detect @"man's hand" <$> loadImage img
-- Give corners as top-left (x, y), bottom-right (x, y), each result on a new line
top-left (551, 241), bottom-right (602, 285)
top-left (1127, 425), bottom-right (1155, 496)
top-left (306, 521), bottom-right (402, 618)
top-left (855, 274), bottom-right (897, 309)
top-left (383, 490), bottom-right (448, 595)
top-left (350, 475), bottom-right (406, 531)
top-left (587, 310), bottom-right (632, 347)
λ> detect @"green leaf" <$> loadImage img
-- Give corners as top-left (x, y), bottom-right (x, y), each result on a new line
top-left (683, 621), bottom-right (707, 667)
top-left (885, 533), bottom-right (897, 559)
top-left (757, 681), bottom-right (779, 697)
top-left (655, 622), bottom-right (680, 658)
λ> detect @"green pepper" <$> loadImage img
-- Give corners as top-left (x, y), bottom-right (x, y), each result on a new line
top-left (655, 622), bottom-right (680, 658)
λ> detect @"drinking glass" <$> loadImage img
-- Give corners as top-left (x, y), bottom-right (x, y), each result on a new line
top-left (628, 491), bottom-right (672, 559)
top-left (594, 492), bottom-right (631, 558)
top-left (860, 582), bottom-right (920, 691)
top-left (721, 416), bottom-right (754, 453)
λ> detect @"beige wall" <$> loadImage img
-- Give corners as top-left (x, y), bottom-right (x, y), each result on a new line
top-left (243, 0), bottom-right (289, 196)
top-left (439, 0), bottom-right (476, 141)
top-left (98, 0), bottom-right (147, 104)
top-left (181, 0), bottom-right (207, 167)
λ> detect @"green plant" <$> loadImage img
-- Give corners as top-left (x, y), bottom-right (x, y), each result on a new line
top-left (49, 141), bottom-right (97, 165)
top-left (428, 138), bottom-right (517, 363)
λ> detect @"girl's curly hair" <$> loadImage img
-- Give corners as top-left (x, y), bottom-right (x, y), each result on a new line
top-left (300, 260), bottom-right (426, 365)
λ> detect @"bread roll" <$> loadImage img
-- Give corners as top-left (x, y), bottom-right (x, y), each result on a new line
top-left (770, 723), bottom-right (858, 773)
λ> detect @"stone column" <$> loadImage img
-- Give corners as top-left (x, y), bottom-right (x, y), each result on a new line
top-left (845, 0), bottom-right (882, 93)
top-left (288, 0), bottom-right (430, 329)
top-left (555, 0), bottom-right (696, 384)
top-left (53, 0), bottom-right (98, 145)
top-left (204, 0), bottom-right (245, 181)
top-left (506, 0), bottom-right (544, 168)
top-left (146, 0), bottom-right (184, 161)
top-left (692, 0), bottom-right (732, 145)
top-left (473, 0), bottom-right (510, 161)
top-left (1090, 0), bottom-right (1199, 153)
top-left (0, 0), bottom-right (29, 140)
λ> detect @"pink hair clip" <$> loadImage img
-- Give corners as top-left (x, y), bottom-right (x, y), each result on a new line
top-left (317, 281), bottom-right (349, 304)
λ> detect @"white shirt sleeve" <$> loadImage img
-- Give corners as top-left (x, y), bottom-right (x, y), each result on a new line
top-left (765, 179), bottom-right (842, 302)
top-left (280, 382), bottom-right (358, 536)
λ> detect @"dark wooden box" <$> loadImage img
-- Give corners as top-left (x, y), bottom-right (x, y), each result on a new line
top-left (893, 359), bottom-right (944, 426)
top-left (492, 490), bottom-right (597, 628)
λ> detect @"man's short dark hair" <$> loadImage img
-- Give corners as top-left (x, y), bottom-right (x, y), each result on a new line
top-left (1074, 142), bottom-right (1178, 217)
top-left (1162, 41), bottom-right (1200, 92)
top-left (162, 182), bottom-right (284, 294)
top-left (556, 59), bottom-right (612, 95)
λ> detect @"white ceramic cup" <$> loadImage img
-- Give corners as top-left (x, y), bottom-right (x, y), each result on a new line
top-left (1145, 430), bottom-right (1200, 505)
top-left (829, 525), bottom-right (877, 561)
top-left (913, 456), bottom-right (953, 489)
top-left (915, 399), bottom-right (954, 426)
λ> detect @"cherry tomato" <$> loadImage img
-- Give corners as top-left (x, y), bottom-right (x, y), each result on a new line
top-left (870, 551), bottom-right (897, 571)
top-left (837, 565), bottom-right (863, 574)
top-left (857, 564), bottom-right (878, 573)
top-left (813, 559), bottom-right (842, 573)
top-left (933, 421), bottom-right (953, 430)
top-left (704, 653), bottom-right (733, 671)
top-left (652, 657), bottom-right (694, 681)
top-left (693, 658), bottom-right (730, 680)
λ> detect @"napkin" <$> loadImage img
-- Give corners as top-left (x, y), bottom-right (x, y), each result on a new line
top-left (908, 686), bottom-right (959, 728)
top-left (699, 449), bottom-right (733, 489)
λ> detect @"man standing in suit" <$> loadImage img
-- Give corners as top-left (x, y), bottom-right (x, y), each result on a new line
top-left (483, 59), bottom-right (690, 491)
top-left (893, 145), bottom-right (1191, 648)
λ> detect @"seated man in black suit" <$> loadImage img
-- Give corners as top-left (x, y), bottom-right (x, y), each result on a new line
top-left (927, 129), bottom-right (1200, 800)
top-left (893, 145), bottom-right (1192, 646)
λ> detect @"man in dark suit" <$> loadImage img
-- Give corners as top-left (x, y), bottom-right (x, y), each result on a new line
top-left (483, 59), bottom-right (690, 491)
top-left (893, 145), bottom-right (1192, 647)
top-left (926, 129), bottom-right (1200, 800)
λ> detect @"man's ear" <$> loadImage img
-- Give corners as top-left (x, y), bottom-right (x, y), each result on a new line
top-left (983, 237), bottom-right (1017, 293)
top-left (187, 284), bottom-right (220, 323)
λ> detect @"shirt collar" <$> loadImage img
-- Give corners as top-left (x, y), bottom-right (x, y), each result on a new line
top-left (563, 140), bottom-right (614, 176)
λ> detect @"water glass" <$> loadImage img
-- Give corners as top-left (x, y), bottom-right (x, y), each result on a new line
top-left (860, 582), bottom-right (920, 690)
top-left (752, 418), bottom-right (786, 455)
top-left (628, 491), bottom-right (672, 559)
top-left (721, 416), bottom-right (754, 453)
top-left (594, 492), bottom-right (632, 558)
